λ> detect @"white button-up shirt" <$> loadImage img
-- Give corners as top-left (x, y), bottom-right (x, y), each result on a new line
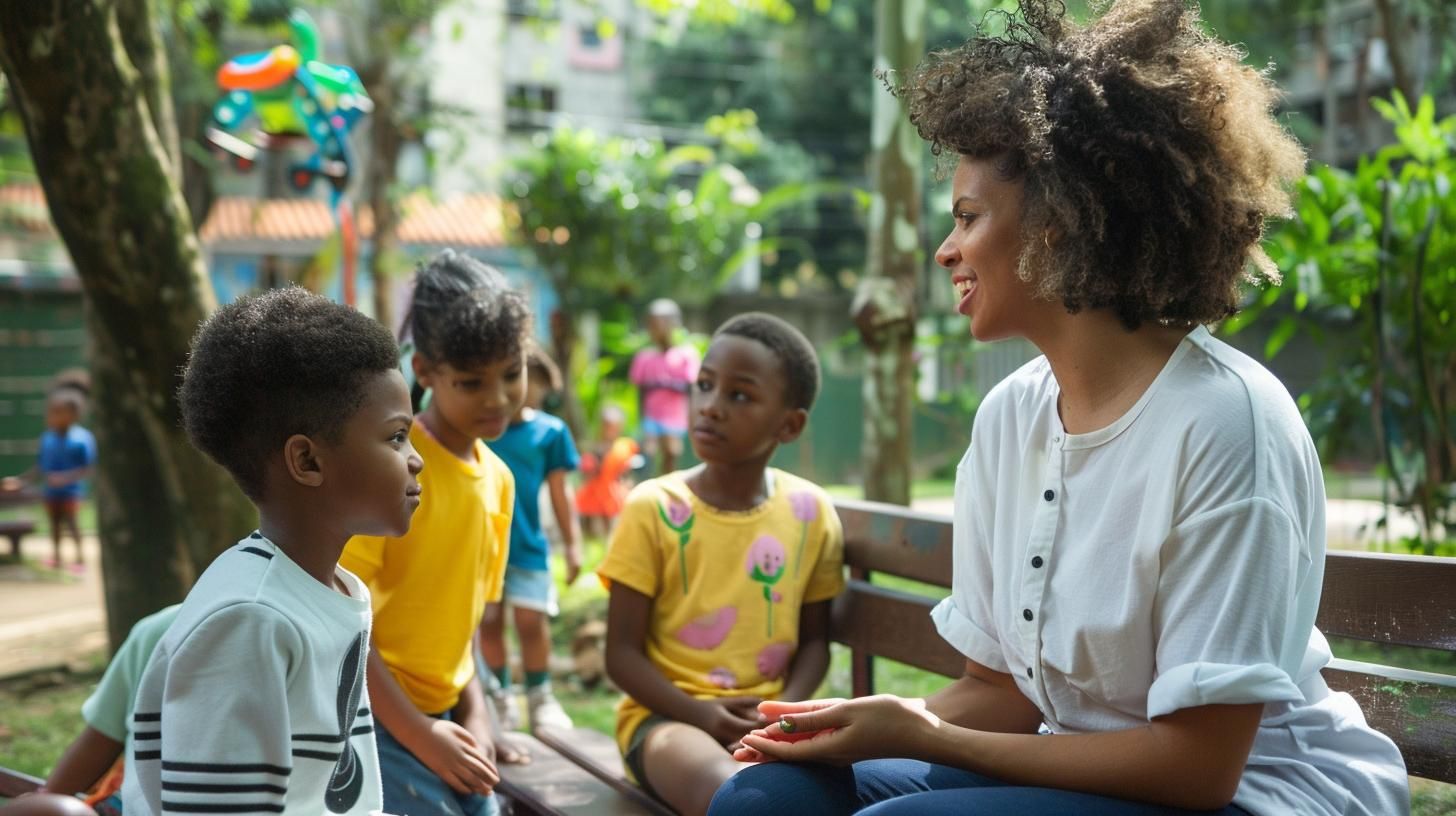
top-left (932, 326), bottom-right (1408, 815)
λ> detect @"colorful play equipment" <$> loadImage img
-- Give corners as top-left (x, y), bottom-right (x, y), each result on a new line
top-left (208, 9), bottom-right (372, 194)
top-left (206, 9), bottom-right (371, 305)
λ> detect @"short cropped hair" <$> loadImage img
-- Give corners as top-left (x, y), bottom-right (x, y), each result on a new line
top-left (715, 312), bottom-right (820, 412)
top-left (179, 287), bottom-right (400, 500)
top-left (897, 0), bottom-right (1305, 329)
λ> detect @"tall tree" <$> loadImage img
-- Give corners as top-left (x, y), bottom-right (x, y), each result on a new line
top-left (0, 0), bottom-right (255, 648)
top-left (343, 0), bottom-right (441, 333)
top-left (852, 0), bottom-right (924, 505)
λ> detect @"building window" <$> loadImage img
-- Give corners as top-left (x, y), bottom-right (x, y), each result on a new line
top-left (508, 0), bottom-right (560, 20)
top-left (507, 84), bottom-right (558, 132)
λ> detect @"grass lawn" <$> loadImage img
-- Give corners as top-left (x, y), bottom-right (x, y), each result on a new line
top-left (0, 653), bottom-right (106, 779)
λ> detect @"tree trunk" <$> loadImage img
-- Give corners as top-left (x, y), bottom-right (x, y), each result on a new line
top-left (852, 0), bottom-right (924, 506)
top-left (550, 306), bottom-right (588, 441)
top-left (165, 1), bottom-right (227, 228)
top-left (1371, 0), bottom-right (1417, 104)
top-left (361, 63), bottom-right (403, 333)
top-left (0, 0), bottom-right (255, 649)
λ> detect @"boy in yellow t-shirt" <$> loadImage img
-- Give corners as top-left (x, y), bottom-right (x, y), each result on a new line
top-left (599, 313), bottom-right (844, 816)
top-left (341, 250), bottom-right (528, 816)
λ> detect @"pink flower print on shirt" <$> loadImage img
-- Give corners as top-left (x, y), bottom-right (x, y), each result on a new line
top-left (745, 535), bottom-right (788, 637)
top-left (658, 499), bottom-right (695, 592)
top-left (676, 605), bottom-right (738, 650)
top-left (756, 642), bottom-right (794, 681)
top-left (707, 667), bottom-right (738, 689)
top-left (789, 490), bottom-right (818, 578)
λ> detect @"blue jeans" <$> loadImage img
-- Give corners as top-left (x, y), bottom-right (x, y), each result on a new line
top-left (708, 759), bottom-right (1252, 815)
top-left (375, 711), bottom-right (501, 816)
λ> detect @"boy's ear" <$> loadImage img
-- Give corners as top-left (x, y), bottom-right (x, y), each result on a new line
top-left (776, 408), bottom-right (808, 445)
top-left (282, 434), bottom-right (325, 488)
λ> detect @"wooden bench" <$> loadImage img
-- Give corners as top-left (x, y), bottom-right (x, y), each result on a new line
top-left (6, 498), bottom-right (1451, 810)
top-left (0, 519), bottom-right (35, 561)
top-left (831, 498), bottom-right (1456, 784)
top-left (0, 766), bottom-right (44, 800)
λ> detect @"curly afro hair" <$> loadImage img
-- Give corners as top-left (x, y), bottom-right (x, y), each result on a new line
top-left (406, 249), bottom-right (532, 371)
top-left (715, 312), bottom-right (821, 412)
top-left (180, 287), bottom-right (401, 500)
top-left (897, 0), bottom-right (1305, 329)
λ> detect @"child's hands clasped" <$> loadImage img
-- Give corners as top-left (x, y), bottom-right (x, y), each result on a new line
top-left (695, 695), bottom-right (769, 748)
top-left (732, 695), bottom-right (941, 765)
top-left (415, 717), bottom-right (500, 796)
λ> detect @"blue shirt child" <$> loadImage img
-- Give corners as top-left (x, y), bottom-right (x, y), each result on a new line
top-left (39, 425), bottom-right (97, 499)
top-left (487, 409), bottom-right (580, 572)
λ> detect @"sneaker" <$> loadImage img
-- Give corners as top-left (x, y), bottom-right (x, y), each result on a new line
top-left (526, 686), bottom-right (573, 733)
top-left (487, 685), bottom-right (522, 732)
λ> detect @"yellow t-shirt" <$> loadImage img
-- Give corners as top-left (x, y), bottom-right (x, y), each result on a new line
top-left (597, 468), bottom-right (845, 755)
top-left (340, 423), bottom-right (513, 714)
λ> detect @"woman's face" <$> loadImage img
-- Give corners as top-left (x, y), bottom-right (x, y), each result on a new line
top-left (934, 156), bottom-right (1047, 342)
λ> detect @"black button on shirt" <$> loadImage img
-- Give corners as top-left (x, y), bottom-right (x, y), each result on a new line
top-left (1043, 489), bottom-right (1056, 501)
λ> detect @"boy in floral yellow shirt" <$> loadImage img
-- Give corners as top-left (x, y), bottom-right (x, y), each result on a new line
top-left (600, 313), bottom-right (844, 816)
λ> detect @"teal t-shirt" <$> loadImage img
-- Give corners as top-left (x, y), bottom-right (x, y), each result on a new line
top-left (81, 605), bottom-right (181, 753)
top-left (487, 409), bottom-right (580, 571)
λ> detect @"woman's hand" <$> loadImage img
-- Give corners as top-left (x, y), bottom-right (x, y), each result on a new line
top-left (734, 695), bottom-right (941, 765)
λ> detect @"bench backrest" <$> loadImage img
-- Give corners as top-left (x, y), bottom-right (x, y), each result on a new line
top-left (828, 498), bottom-right (1456, 783)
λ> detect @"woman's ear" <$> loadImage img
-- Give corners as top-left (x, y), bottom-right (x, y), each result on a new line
top-left (282, 434), bottom-right (324, 488)
top-left (777, 408), bottom-right (808, 445)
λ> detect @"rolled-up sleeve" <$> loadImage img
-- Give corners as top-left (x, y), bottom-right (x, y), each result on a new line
top-left (932, 448), bottom-right (1008, 673)
top-left (1147, 497), bottom-right (1311, 718)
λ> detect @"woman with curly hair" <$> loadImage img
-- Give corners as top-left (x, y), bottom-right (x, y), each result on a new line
top-left (706, 1), bottom-right (1409, 814)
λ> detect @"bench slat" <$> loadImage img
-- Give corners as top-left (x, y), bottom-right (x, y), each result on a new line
top-left (837, 499), bottom-right (954, 589)
top-left (830, 580), bottom-right (964, 683)
top-left (830, 580), bottom-right (1456, 784)
top-left (0, 766), bottom-right (42, 798)
top-left (836, 500), bottom-right (1456, 653)
top-left (496, 733), bottom-right (657, 816)
top-left (1318, 552), bottom-right (1456, 651)
top-left (1323, 659), bottom-right (1456, 783)
top-left (533, 726), bottom-right (674, 816)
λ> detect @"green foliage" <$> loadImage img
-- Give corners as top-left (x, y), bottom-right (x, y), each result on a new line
top-left (1246, 92), bottom-right (1456, 554)
top-left (636, 0), bottom-right (798, 25)
top-left (632, 0), bottom-right (1000, 294)
top-left (508, 117), bottom-right (853, 311)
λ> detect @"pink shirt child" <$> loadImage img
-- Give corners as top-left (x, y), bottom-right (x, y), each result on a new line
top-left (630, 345), bottom-right (700, 433)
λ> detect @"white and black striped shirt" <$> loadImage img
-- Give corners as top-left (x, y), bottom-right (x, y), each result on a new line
top-left (123, 534), bottom-right (383, 815)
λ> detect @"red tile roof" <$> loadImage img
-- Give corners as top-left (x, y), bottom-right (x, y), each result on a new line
top-left (0, 184), bottom-right (511, 249)
top-left (0, 182), bottom-right (54, 234)
top-left (202, 192), bottom-right (510, 248)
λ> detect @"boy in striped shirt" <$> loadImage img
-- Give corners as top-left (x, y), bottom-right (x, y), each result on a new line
top-left (123, 289), bottom-right (423, 815)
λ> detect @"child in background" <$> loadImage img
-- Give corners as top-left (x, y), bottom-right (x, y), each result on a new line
top-left (575, 405), bottom-right (639, 540)
top-left (341, 249), bottom-right (529, 816)
top-left (600, 313), bottom-right (844, 816)
top-left (479, 347), bottom-right (582, 734)
top-left (124, 287), bottom-right (419, 816)
top-left (2, 383), bottom-right (96, 572)
top-left (32, 605), bottom-right (182, 814)
top-left (629, 299), bottom-right (698, 475)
